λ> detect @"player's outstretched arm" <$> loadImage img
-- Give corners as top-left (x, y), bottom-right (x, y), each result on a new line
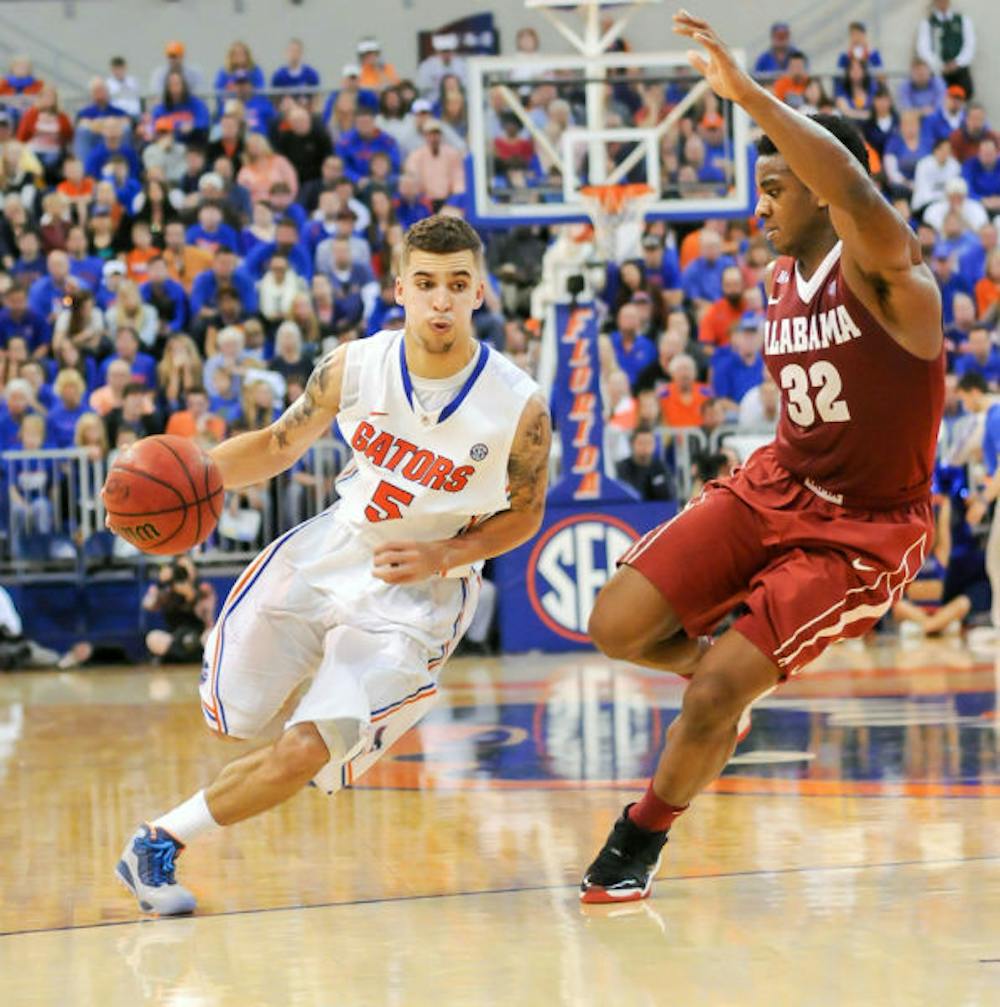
top-left (674, 10), bottom-right (942, 360)
top-left (210, 346), bottom-right (346, 490)
top-left (372, 393), bottom-right (552, 584)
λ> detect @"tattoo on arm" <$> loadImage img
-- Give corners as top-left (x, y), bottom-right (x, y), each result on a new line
top-left (507, 396), bottom-right (552, 515)
top-left (271, 349), bottom-right (338, 451)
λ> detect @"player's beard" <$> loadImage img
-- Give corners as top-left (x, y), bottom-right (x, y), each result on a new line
top-left (417, 320), bottom-right (459, 354)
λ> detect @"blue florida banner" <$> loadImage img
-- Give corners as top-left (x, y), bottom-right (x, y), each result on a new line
top-left (548, 302), bottom-right (637, 504)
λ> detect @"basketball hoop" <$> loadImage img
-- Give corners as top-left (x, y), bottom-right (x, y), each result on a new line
top-left (578, 183), bottom-right (656, 262)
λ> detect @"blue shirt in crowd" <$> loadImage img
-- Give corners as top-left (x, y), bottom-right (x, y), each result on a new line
top-left (681, 255), bottom-right (736, 304)
top-left (271, 64), bottom-right (320, 90)
top-left (609, 330), bottom-right (656, 386)
top-left (0, 307), bottom-right (47, 352)
top-left (955, 350), bottom-right (1000, 387)
top-left (712, 350), bottom-right (765, 404)
top-left (189, 269), bottom-right (257, 316)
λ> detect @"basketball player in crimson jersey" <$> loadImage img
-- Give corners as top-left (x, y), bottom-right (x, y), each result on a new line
top-left (116, 216), bottom-right (551, 915)
top-left (580, 10), bottom-right (944, 903)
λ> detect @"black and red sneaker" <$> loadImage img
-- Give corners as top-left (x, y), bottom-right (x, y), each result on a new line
top-left (579, 805), bottom-right (668, 904)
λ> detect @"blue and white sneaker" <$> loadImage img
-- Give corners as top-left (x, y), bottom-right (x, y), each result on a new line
top-left (116, 824), bottom-right (197, 916)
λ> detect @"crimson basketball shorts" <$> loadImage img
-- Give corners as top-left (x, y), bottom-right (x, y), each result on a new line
top-left (619, 445), bottom-right (933, 677)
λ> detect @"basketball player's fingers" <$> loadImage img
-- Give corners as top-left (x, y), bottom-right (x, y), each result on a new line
top-left (373, 565), bottom-right (414, 584)
top-left (371, 561), bottom-right (400, 581)
top-left (692, 30), bottom-right (726, 55)
top-left (673, 10), bottom-right (709, 29)
top-left (671, 12), bottom-right (711, 38)
top-left (686, 51), bottom-right (710, 76)
top-left (372, 546), bottom-right (415, 568)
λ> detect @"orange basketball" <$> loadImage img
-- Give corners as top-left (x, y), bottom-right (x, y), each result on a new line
top-left (102, 435), bottom-right (224, 555)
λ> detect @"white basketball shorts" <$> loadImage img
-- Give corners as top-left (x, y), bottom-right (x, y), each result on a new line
top-left (199, 507), bottom-right (480, 792)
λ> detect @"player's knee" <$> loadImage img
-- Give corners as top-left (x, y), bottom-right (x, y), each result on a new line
top-left (588, 601), bottom-right (634, 660)
top-left (273, 723), bottom-right (331, 780)
top-left (680, 673), bottom-right (745, 735)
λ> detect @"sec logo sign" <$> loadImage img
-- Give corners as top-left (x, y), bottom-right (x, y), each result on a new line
top-left (526, 513), bottom-right (640, 643)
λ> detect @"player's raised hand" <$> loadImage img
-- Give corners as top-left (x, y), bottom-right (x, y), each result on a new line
top-left (672, 9), bottom-right (754, 104)
top-left (372, 539), bottom-right (448, 584)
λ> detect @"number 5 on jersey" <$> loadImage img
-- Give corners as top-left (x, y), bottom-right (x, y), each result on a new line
top-left (365, 480), bottom-right (414, 522)
top-left (780, 361), bottom-right (851, 427)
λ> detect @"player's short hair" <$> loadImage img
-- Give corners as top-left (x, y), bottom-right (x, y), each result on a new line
top-left (957, 372), bottom-right (988, 394)
top-left (696, 451), bottom-right (730, 482)
top-left (401, 214), bottom-right (484, 271)
top-left (757, 113), bottom-right (870, 175)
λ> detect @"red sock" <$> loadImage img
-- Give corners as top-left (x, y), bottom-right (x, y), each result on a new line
top-left (628, 784), bottom-right (688, 832)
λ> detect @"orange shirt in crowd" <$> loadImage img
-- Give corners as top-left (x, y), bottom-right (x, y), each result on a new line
top-left (698, 296), bottom-right (745, 349)
top-left (162, 245), bottom-right (213, 291)
top-left (679, 229), bottom-right (704, 271)
top-left (125, 247), bottom-right (159, 283)
top-left (608, 396), bottom-right (638, 432)
top-left (772, 75), bottom-right (808, 105)
top-left (976, 276), bottom-right (1000, 318)
top-left (57, 178), bottom-right (94, 202)
top-left (165, 410), bottom-right (227, 442)
top-left (359, 62), bottom-right (399, 91)
top-left (659, 382), bottom-right (712, 427)
top-left (865, 142), bottom-right (882, 176)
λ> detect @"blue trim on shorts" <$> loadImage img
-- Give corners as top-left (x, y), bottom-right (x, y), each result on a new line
top-left (211, 510), bottom-right (328, 734)
top-left (370, 681), bottom-right (437, 718)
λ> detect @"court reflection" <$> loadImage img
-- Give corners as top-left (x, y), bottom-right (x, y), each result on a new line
top-left (360, 645), bottom-right (999, 796)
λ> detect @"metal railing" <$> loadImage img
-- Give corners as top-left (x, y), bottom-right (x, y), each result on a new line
top-left (0, 446), bottom-right (106, 570)
top-left (602, 423), bottom-right (777, 503)
top-left (197, 437), bottom-right (348, 563)
top-left (0, 437), bottom-right (349, 572)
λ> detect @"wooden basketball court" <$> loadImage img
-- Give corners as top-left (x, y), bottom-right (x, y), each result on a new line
top-left (0, 640), bottom-right (997, 1005)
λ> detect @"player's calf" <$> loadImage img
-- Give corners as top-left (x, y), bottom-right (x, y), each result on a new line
top-left (206, 723), bottom-right (330, 826)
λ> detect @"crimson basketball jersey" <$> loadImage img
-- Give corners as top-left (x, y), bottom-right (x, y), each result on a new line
top-left (763, 241), bottom-right (944, 509)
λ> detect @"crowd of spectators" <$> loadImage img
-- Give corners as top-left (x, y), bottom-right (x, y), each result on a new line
top-left (0, 32), bottom-right (500, 552)
top-left (0, 2), bottom-right (993, 626)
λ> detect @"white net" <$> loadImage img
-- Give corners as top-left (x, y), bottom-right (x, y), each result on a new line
top-left (578, 184), bottom-right (657, 263)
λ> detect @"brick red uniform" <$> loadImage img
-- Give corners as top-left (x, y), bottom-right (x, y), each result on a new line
top-left (624, 241), bottom-right (945, 675)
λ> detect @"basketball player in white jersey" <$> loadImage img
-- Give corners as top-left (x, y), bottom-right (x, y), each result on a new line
top-left (117, 215), bottom-right (551, 915)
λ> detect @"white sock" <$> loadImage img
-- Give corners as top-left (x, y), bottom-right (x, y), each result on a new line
top-left (152, 790), bottom-right (220, 846)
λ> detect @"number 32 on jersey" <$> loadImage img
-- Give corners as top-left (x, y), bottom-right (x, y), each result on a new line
top-left (779, 361), bottom-right (850, 427)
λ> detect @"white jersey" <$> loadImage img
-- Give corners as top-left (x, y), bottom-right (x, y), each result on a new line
top-left (332, 330), bottom-right (539, 573)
